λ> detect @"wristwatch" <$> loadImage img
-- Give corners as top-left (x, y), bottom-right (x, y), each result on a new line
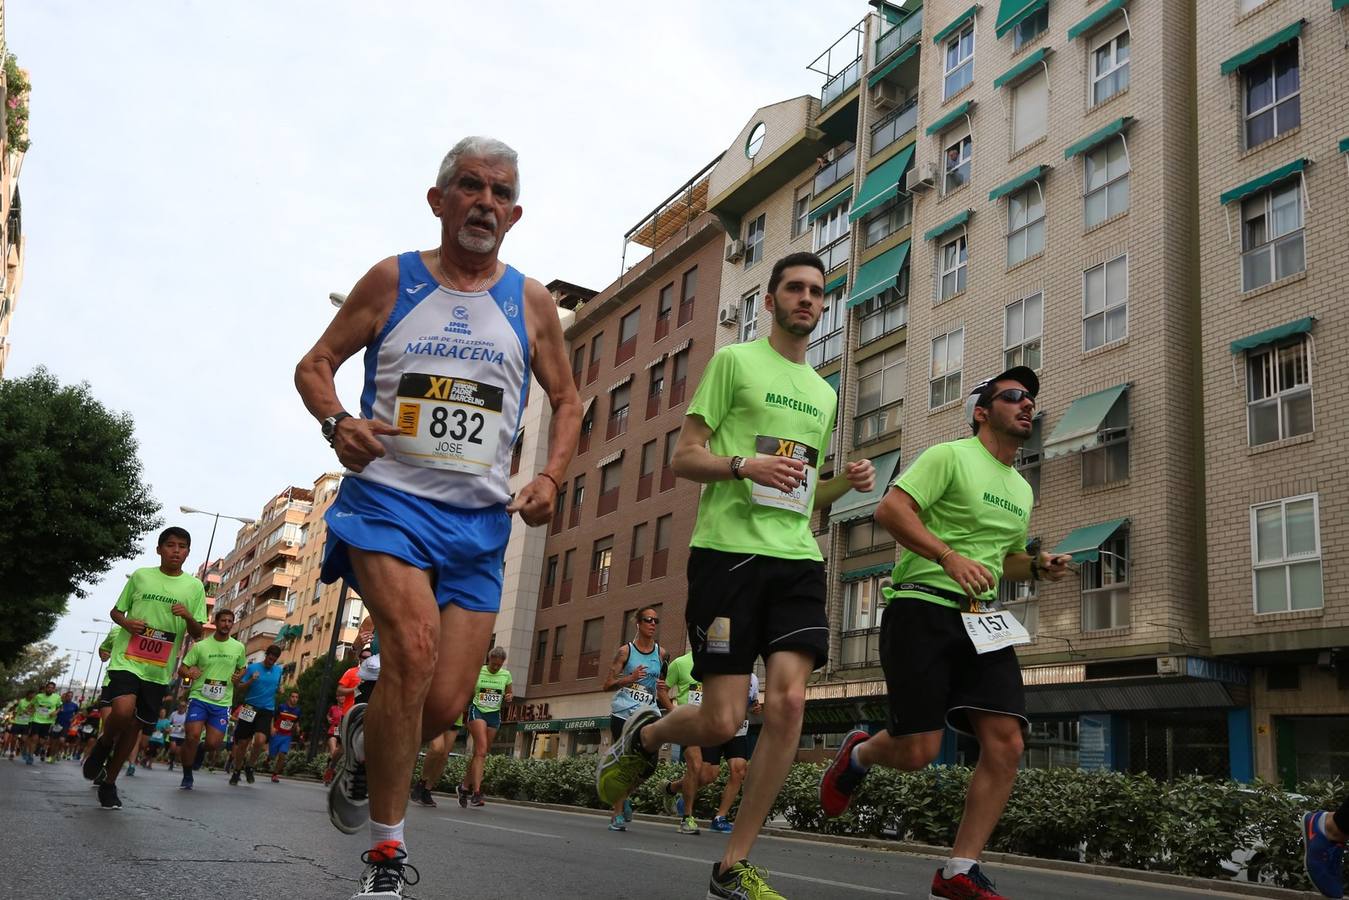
top-left (321, 412), bottom-right (352, 446)
top-left (730, 456), bottom-right (747, 479)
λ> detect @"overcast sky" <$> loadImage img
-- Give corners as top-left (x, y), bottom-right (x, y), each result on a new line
top-left (9, 1), bottom-right (854, 678)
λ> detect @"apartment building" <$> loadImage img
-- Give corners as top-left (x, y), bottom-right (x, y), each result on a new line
top-left (0, 2), bottom-right (28, 379)
top-left (1197, 0), bottom-right (1349, 785)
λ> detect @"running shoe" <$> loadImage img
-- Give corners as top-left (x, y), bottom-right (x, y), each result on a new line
top-left (229, 771), bottom-right (241, 786)
top-left (470, 791), bottom-right (485, 807)
top-left (24, 753), bottom-right (33, 765)
top-left (930, 864), bottom-right (1006, 899)
top-left (623, 797), bottom-right (633, 822)
top-left (679, 815), bottom-right (700, 835)
top-left (271, 773), bottom-right (280, 783)
top-left (1303, 811), bottom-right (1346, 898)
top-left (97, 783), bottom-right (122, 810)
top-left (92, 766), bottom-right (107, 787)
top-left (595, 706), bottom-right (660, 806)
top-left (412, 783), bottom-right (436, 807)
top-left (608, 814), bottom-right (627, 832)
top-left (661, 781), bottom-right (680, 816)
top-left (329, 703), bottom-right (369, 834)
top-left (244, 766), bottom-right (255, 784)
top-left (125, 764), bottom-right (136, 776)
top-left (457, 782), bottom-right (469, 808)
top-left (352, 840), bottom-right (419, 900)
top-left (819, 728), bottom-right (870, 818)
top-left (708, 860), bottom-right (785, 900)
top-left (180, 771), bottom-right (194, 791)
top-left (710, 815), bottom-right (733, 833)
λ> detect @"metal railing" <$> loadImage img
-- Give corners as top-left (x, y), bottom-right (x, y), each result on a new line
top-left (871, 99), bottom-right (918, 155)
top-left (806, 330), bottom-right (844, 369)
top-left (854, 398), bottom-right (904, 445)
top-left (874, 7), bottom-right (923, 65)
top-left (816, 234), bottom-right (852, 274)
top-left (821, 56), bottom-right (862, 109)
top-left (814, 147), bottom-right (857, 195)
top-left (858, 297), bottom-right (908, 345)
top-left (839, 627), bottom-right (882, 669)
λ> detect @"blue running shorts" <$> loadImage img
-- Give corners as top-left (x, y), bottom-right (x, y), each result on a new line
top-left (269, 733), bottom-right (292, 756)
top-left (186, 698), bottom-right (229, 734)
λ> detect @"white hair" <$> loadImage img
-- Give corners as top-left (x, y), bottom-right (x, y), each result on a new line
top-left (488, 646), bottom-right (508, 661)
top-left (435, 136), bottom-right (520, 201)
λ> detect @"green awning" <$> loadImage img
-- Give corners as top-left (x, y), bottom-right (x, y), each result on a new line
top-left (841, 563), bottom-right (894, 583)
top-left (926, 99), bottom-right (974, 136)
top-left (850, 144), bottom-right (916, 221)
top-left (1067, 0), bottom-right (1126, 41)
top-left (868, 43), bottom-right (919, 87)
top-left (807, 186), bottom-right (853, 224)
top-left (823, 371), bottom-right (841, 392)
top-left (923, 208), bottom-right (971, 242)
top-left (1229, 316), bottom-right (1315, 354)
top-left (1043, 384), bottom-right (1128, 459)
top-left (933, 4), bottom-right (981, 45)
top-left (1220, 20), bottom-right (1305, 75)
top-left (880, 1), bottom-right (907, 25)
top-left (1219, 158), bottom-right (1307, 205)
top-left (829, 449), bottom-right (902, 525)
top-left (1336, 0), bottom-right (1349, 11)
top-left (847, 241), bottom-right (910, 308)
top-left (994, 47), bottom-right (1050, 89)
top-left (1340, 136), bottom-right (1349, 154)
top-left (989, 165), bottom-right (1048, 201)
top-left (997, 0), bottom-right (1047, 37)
top-left (1063, 116), bottom-right (1132, 159)
top-left (1053, 518), bottom-right (1128, 564)
top-left (824, 272), bottom-right (848, 294)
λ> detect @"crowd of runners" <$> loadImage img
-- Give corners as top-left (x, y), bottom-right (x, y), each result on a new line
top-left (6, 135), bottom-right (1347, 900)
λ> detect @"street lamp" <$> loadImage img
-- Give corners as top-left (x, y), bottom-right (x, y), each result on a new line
top-left (330, 292), bottom-right (347, 308)
top-left (61, 648), bottom-right (89, 695)
top-left (179, 506), bottom-right (257, 590)
top-left (82, 628), bottom-right (111, 696)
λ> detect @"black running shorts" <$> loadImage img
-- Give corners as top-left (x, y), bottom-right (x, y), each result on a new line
top-left (700, 735), bottom-right (749, 766)
top-left (103, 669), bottom-right (168, 725)
top-left (233, 707), bottom-right (274, 742)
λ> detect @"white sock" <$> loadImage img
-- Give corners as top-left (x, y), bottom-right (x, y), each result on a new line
top-left (943, 857), bottom-right (976, 879)
top-left (849, 744), bottom-right (870, 773)
top-left (369, 819), bottom-right (405, 851)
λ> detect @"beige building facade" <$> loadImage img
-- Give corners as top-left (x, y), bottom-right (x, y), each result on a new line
top-left (0, 1), bottom-right (28, 380)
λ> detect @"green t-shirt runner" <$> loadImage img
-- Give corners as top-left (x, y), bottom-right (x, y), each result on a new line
top-left (31, 692), bottom-right (60, 725)
top-left (181, 635), bottom-right (247, 707)
top-left (108, 567), bottom-right (208, 686)
top-left (884, 437), bottom-right (1034, 610)
top-left (664, 652), bottom-right (703, 707)
top-left (471, 666), bottom-right (512, 713)
top-left (686, 339), bottom-right (837, 561)
top-left (13, 698), bottom-right (34, 725)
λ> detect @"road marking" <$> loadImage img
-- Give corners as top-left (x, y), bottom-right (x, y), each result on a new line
top-left (620, 848), bottom-right (905, 895)
top-left (439, 816), bottom-right (560, 839)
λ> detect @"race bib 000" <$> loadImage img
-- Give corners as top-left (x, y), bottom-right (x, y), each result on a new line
top-left (125, 628), bottom-right (175, 667)
top-left (960, 609), bottom-right (1032, 655)
top-left (750, 435), bottom-right (818, 517)
top-left (394, 373), bottom-right (503, 475)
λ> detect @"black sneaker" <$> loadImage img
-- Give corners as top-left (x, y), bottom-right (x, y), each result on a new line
top-left (229, 771), bottom-right (241, 786)
top-left (82, 739), bottom-right (111, 781)
top-left (412, 782), bottom-right (437, 807)
top-left (92, 766), bottom-right (107, 787)
top-left (470, 791), bottom-right (485, 807)
top-left (98, 783), bottom-right (122, 810)
top-left (457, 782), bottom-right (469, 808)
top-left (244, 766), bottom-right (255, 784)
top-left (353, 841), bottom-right (420, 899)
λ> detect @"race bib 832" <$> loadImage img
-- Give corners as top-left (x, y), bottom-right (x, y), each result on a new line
top-left (393, 373), bottom-right (503, 474)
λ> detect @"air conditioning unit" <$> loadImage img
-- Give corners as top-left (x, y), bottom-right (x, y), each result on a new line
top-left (1156, 656), bottom-right (1182, 676)
top-left (284, 540), bottom-right (295, 548)
top-left (906, 162), bottom-right (937, 194)
top-left (725, 239), bottom-right (746, 262)
top-left (871, 81), bottom-right (903, 112)
top-left (718, 305), bottom-right (741, 327)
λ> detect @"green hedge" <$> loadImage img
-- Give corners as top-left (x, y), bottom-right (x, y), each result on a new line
top-left (277, 750), bottom-right (1343, 891)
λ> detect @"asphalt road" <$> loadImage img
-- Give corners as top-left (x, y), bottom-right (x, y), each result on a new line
top-left (0, 758), bottom-right (1288, 899)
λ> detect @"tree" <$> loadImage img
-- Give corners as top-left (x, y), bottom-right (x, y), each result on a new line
top-left (295, 654), bottom-right (357, 730)
top-left (0, 368), bottom-right (161, 662)
top-left (0, 642), bottom-right (69, 702)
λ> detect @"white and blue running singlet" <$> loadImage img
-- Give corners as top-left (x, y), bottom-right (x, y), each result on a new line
top-left (354, 251), bottom-right (530, 508)
top-left (611, 641), bottom-right (663, 719)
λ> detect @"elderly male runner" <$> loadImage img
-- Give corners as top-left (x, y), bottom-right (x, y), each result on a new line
top-left (818, 367), bottom-right (1071, 900)
top-left (295, 135), bottom-right (579, 900)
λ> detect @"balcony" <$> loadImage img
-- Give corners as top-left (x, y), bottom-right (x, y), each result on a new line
top-left (651, 548), bottom-right (669, 579)
top-left (587, 568), bottom-right (610, 596)
top-left (816, 234), bottom-right (852, 274)
top-left (569, 503), bottom-right (582, 529)
top-left (659, 466), bottom-right (676, 493)
top-left (646, 389), bottom-right (663, 420)
top-left (806, 329), bottom-right (843, 369)
top-left (606, 407), bottom-right (629, 440)
top-left (549, 654), bottom-right (562, 683)
top-left (549, 510), bottom-right (563, 535)
top-left (586, 359), bottom-right (599, 386)
top-left (572, 368), bottom-right (583, 389)
top-left (627, 556), bottom-right (644, 585)
top-left (539, 580), bottom-right (554, 609)
top-left (558, 578), bottom-right (572, 605)
top-left (637, 472), bottom-right (653, 501)
top-left (598, 488), bottom-right (619, 517)
top-left (669, 378), bottom-right (687, 407)
top-left (858, 297), bottom-right (908, 345)
top-left (578, 425), bottom-right (592, 455)
top-left (821, 56), bottom-right (862, 110)
top-left (616, 337), bottom-right (637, 366)
top-left (854, 399), bottom-right (904, 446)
top-left (655, 311), bottom-right (671, 341)
top-left (677, 297), bottom-right (694, 327)
top-left (577, 650), bottom-right (600, 680)
top-left (254, 568), bottom-right (294, 596)
top-left (871, 99), bottom-right (918, 156)
top-left (874, 6), bottom-right (923, 67)
top-left (263, 541), bottom-right (299, 565)
top-left (839, 627), bottom-right (882, 669)
top-left (813, 147), bottom-right (856, 196)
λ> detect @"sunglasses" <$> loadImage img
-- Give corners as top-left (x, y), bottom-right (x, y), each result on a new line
top-left (638, 616), bottom-right (660, 625)
top-left (988, 388), bottom-right (1035, 407)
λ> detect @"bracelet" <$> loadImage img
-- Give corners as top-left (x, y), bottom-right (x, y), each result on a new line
top-left (539, 472), bottom-right (561, 492)
top-left (935, 548), bottom-right (954, 566)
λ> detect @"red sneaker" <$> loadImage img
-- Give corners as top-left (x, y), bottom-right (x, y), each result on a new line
top-left (929, 864), bottom-right (1007, 899)
top-left (818, 729), bottom-right (870, 818)
top-left (271, 773), bottom-right (280, 783)
top-left (323, 768), bottom-right (335, 786)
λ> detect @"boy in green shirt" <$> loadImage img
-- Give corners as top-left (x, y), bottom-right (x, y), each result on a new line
top-left (26, 680), bottom-right (60, 764)
top-left (83, 526), bottom-right (206, 810)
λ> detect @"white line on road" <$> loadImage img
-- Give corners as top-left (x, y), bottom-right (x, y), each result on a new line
top-left (439, 816), bottom-right (561, 839)
top-left (620, 848), bottom-right (906, 896)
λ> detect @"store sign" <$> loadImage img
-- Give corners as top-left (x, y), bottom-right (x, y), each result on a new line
top-left (503, 702), bottom-right (551, 723)
top-left (519, 716), bottom-right (605, 733)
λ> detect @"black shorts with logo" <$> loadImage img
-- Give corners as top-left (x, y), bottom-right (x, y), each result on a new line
top-left (700, 734), bottom-right (749, 766)
top-left (880, 597), bottom-right (1027, 737)
top-left (686, 548), bottom-right (828, 680)
top-left (27, 722), bottom-right (51, 739)
top-left (233, 707), bottom-right (274, 742)
top-left (104, 669), bottom-right (169, 725)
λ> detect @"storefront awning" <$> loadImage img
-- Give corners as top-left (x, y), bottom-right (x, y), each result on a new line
top-left (923, 208), bottom-right (971, 242)
top-left (1220, 19), bottom-right (1305, 75)
top-left (1042, 384), bottom-right (1128, 459)
top-left (849, 144), bottom-right (916, 222)
top-left (997, 0), bottom-right (1048, 37)
top-left (1067, 0), bottom-right (1126, 41)
top-left (1219, 158), bottom-right (1307, 205)
top-left (993, 47), bottom-right (1050, 89)
top-left (1052, 518), bottom-right (1128, 563)
top-left (1025, 678), bottom-right (1245, 715)
top-left (988, 164), bottom-right (1049, 202)
top-left (926, 99), bottom-right (974, 136)
top-left (1229, 316), bottom-right (1315, 354)
top-left (841, 563), bottom-right (893, 583)
top-left (933, 4), bottom-right (981, 45)
top-left (846, 241), bottom-right (909, 308)
top-left (829, 449), bottom-right (902, 525)
top-left (1063, 116), bottom-right (1132, 159)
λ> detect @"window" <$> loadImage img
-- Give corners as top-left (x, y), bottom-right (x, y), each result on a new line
top-left (740, 290), bottom-right (759, 343)
top-left (857, 282), bottom-right (909, 345)
top-left (678, 267), bottom-right (697, 325)
top-left (640, 440), bottom-right (657, 475)
top-left (1015, 416), bottom-right (1042, 504)
top-left (1083, 255), bottom-right (1127, 350)
top-left (1244, 44), bottom-right (1300, 148)
top-left (929, 328), bottom-right (964, 408)
top-left (571, 474), bottom-right (585, 521)
top-left (599, 458), bottom-right (623, 514)
top-left (1006, 184), bottom-right (1045, 266)
top-left (589, 333), bottom-right (603, 369)
top-left (1013, 6), bottom-right (1048, 51)
top-left (579, 618), bottom-right (604, 679)
top-left (608, 382), bottom-right (631, 439)
top-left (552, 480), bottom-right (566, 527)
top-left (579, 404), bottom-right (594, 453)
top-left (531, 631), bottom-right (547, 684)
top-left (1000, 581), bottom-right (1039, 639)
top-left (658, 284), bottom-right (674, 320)
top-left (617, 307), bottom-right (640, 364)
top-left (663, 429), bottom-right (679, 468)
top-left (1004, 292), bottom-right (1042, 371)
top-left (590, 536), bottom-right (614, 595)
top-left (1091, 28), bottom-right (1130, 106)
top-left (843, 576), bottom-right (887, 631)
top-left (1247, 337), bottom-right (1313, 445)
top-left (845, 518), bottom-right (891, 554)
top-left (629, 522), bottom-right (648, 584)
top-left (549, 626), bottom-right (566, 682)
top-left (813, 197), bottom-right (852, 253)
top-left (545, 555), bottom-right (558, 587)
top-left (1011, 69), bottom-right (1048, 151)
top-left (793, 186), bottom-right (812, 238)
top-left (653, 513), bottom-right (672, 578)
top-left (285, 591), bottom-right (297, 615)
top-left (744, 214), bottom-right (766, 268)
top-left (806, 288), bottom-right (846, 368)
top-left (1082, 392), bottom-right (1129, 486)
top-left (670, 348), bottom-right (690, 406)
top-left (1252, 495), bottom-right (1323, 613)
top-left (856, 347), bottom-right (906, 415)
top-left (938, 234), bottom-right (968, 300)
top-left (944, 24), bottom-right (975, 99)
top-left (1083, 136), bottom-right (1130, 227)
top-left (562, 548), bottom-right (575, 588)
top-left (1082, 526), bottom-right (1129, 631)
top-left (863, 195), bottom-right (913, 248)
top-left (1241, 181), bottom-right (1304, 292)
top-left (647, 362), bottom-right (665, 409)
top-left (943, 133), bottom-right (972, 194)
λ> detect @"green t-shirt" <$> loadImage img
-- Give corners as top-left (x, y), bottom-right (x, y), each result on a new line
top-left (884, 437), bottom-right (1033, 610)
top-left (664, 652), bottom-right (702, 707)
top-left (31, 692), bottom-right (60, 724)
top-left (687, 339), bottom-right (838, 561)
top-left (181, 636), bottom-right (247, 707)
top-left (100, 626), bottom-right (121, 687)
top-left (472, 666), bottom-right (512, 713)
top-left (108, 567), bottom-right (208, 685)
top-left (13, 698), bottom-right (34, 724)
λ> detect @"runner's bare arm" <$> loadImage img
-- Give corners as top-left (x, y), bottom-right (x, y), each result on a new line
top-left (813, 458), bottom-right (877, 509)
top-left (671, 414), bottom-right (806, 491)
top-left (294, 258), bottom-right (402, 472)
top-left (1004, 551), bottom-right (1072, 582)
top-left (877, 488), bottom-right (995, 599)
top-left (109, 607), bottom-right (146, 635)
top-left (509, 277), bottom-right (581, 526)
top-left (600, 644), bottom-right (633, 692)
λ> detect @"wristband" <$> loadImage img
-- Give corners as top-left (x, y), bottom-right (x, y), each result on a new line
top-left (539, 472), bottom-right (561, 492)
top-left (936, 548), bottom-right (954, 566)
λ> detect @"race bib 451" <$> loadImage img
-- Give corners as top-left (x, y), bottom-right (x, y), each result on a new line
top-left (394, 373), bottom-right (503, 474)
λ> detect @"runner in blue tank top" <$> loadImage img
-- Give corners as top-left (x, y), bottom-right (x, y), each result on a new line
top-left (295, 136), bottom-right (581, 900)
top-left (601, 605), bottom-right (670, 831)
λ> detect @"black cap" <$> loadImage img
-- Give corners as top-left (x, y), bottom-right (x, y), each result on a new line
top-left (965, 366), bottom-right (1039, 431)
